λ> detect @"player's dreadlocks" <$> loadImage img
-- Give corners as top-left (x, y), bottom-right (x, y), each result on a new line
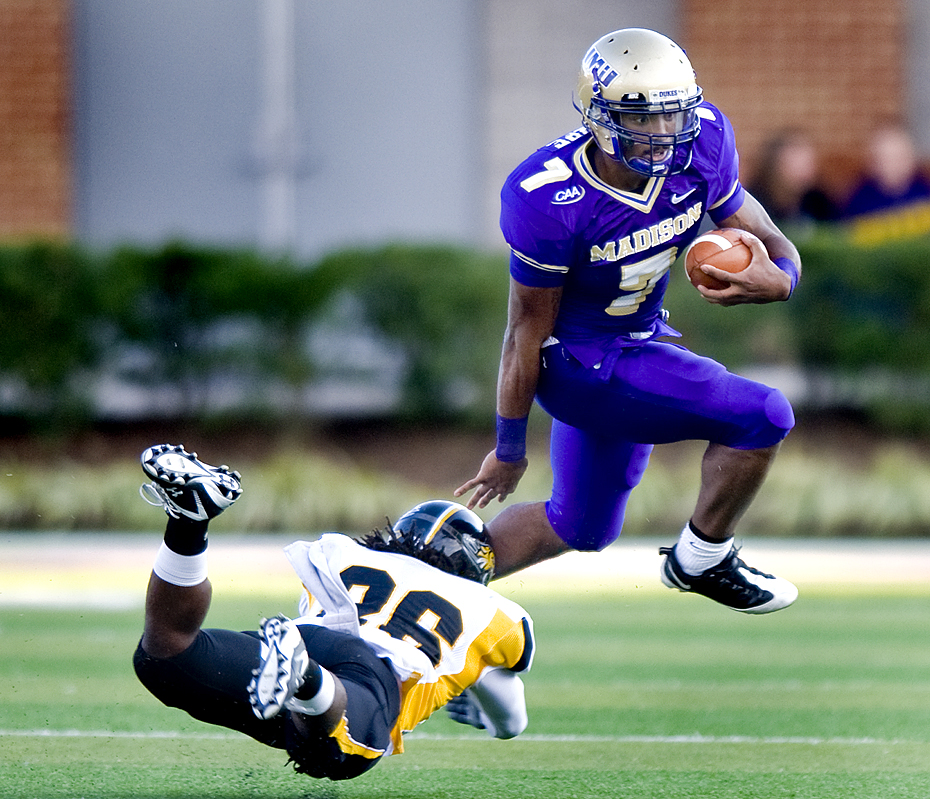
top-left (359, 520), bottom-right (461, 575)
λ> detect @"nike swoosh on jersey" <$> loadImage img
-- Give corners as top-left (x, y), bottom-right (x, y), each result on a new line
top-left (671, 189), bottom-right (697, 203)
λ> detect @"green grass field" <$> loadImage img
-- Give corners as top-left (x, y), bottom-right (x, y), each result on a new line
top-left (2, 542), bottom-right (929, 799)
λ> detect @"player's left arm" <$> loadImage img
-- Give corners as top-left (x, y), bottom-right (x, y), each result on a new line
top-left (446, 611), bottom-right (534, 739)
top-left (703, 191), bottom-right (802, 306)
top-left (446, 669), bottom-right (528, 739)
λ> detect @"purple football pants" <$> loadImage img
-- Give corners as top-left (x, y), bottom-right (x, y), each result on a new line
top-left (535, 340), bottom-right (794, 551)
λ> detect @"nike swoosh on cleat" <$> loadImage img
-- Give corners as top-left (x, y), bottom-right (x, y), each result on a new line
top-left (663, 561), bottom-right (691, 590)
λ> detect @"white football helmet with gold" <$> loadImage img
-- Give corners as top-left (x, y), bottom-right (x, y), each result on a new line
top-left (575, 28), bottom-right (703, 177)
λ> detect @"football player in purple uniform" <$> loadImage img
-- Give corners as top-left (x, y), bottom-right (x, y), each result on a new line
top-left (456, 28), bottom-right (801, 614)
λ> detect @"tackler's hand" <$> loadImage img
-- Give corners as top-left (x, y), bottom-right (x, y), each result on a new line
top-left (446, 690), bottom-right (487, 730)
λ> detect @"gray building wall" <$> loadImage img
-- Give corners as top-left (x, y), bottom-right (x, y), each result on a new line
top-left (72, 1), bottom-right (930, 259)
top-left (910, 0), bottom-right (930, 154)
top-left (480, 0), bottom-right (678, 246)
top-left (72, 0), bottom-right (483, 259)
top-left (72, 1), bottom-right (676, 259)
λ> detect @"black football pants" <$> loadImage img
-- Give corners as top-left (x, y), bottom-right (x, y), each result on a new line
top-left (133, 624), bottom-right (400, 780)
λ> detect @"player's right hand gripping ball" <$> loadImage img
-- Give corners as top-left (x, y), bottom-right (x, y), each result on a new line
top-left (685, 228), bottom-right (753, 290)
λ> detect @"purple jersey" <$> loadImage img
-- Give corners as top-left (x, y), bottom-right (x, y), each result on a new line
top-left (500, 101), bottom-right (744, 369)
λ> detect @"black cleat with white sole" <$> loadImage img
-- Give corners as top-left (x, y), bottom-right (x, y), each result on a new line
top-left (247, 615), bottom-right (310, 720)
top-left (659, 544), bottom-right (798, 614)
top-left (139, 443), bottom-right (242, 521)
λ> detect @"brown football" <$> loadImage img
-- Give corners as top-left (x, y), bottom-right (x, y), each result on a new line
top-left (685, 228), bottom-right (752, 290)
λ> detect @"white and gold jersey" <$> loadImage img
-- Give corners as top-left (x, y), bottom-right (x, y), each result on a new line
top-left (284, 534), bottom-right (534, 753)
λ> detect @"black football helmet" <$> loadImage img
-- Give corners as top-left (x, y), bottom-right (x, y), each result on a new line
top-left (392, 500), bottom-right (495, 585)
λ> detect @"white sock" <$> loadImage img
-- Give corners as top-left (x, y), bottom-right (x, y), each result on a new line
top-left (152, 542), bottom-right (208, 587)
top-left (674, 523), bottom-right (732, 576)
top-left (285, 668), bottom-right (336, 716)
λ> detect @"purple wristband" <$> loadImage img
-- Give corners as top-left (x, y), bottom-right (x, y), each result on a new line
top-left (495, 414), bottom-right (528, 462)
top-left (773, 257), bottom-right (799, 297)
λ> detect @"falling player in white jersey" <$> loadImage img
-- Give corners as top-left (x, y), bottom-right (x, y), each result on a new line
top-left (134, 444), bottom-right (534, 782)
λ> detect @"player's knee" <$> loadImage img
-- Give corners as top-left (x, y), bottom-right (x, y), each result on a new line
top-left (545, 501), bottom-right (620, 552)
top-left (754, 387), bottom-right (794, 446)
top-left (133, 641), bottom-right (177, 701)
top-left (139, 629), bottom-right (197, 661)
top-left (730, 386), bottom-right (794, 450)
top-left (765, 387), bottom-right (795, 436)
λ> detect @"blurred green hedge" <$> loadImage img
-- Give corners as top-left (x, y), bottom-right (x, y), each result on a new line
top-left (2, 233), bottom-right (930, 432)
top-left (0, 240), bottom-right (508, 429)
top-left (664, 229), bottom-right (930, 432)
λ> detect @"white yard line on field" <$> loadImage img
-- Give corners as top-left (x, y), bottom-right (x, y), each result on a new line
top-left (0, 728), bottom-right (921, 747)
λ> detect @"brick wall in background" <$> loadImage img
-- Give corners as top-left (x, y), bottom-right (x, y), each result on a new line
top-left (0, 0), bottom-right (71, 238)
top-left (0, 1), bottom-right (909, 244)
top-left (683, 0), bottom-right (905, 204)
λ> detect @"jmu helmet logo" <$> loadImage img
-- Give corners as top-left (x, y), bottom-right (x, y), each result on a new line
top-left (553, 185), bottom-right (585, 205)
top-left (584, 47), bottom-right (618, 87)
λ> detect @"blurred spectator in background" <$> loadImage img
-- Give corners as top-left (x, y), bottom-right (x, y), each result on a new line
top-left (746, 128), bottom-right (838, 239)
top-left (842, 120), bottom-right (930, 246)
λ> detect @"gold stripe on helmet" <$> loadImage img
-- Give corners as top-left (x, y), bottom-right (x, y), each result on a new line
top-left (423, 505), bottom-right (460, 545)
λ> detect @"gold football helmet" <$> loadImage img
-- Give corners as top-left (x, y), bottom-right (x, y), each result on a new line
top-left (575, 28), bottom-right (703, 177)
